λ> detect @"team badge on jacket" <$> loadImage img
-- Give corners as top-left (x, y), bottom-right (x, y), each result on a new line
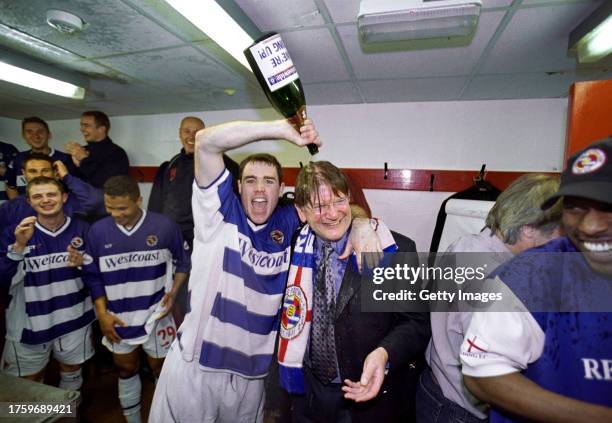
top-left (270, 229), bottom-right (284, 244)
top-left (146, 235), bottom-right (158, 247)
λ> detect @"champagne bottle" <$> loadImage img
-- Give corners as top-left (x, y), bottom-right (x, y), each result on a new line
top-left (244, 32), bottom-right (318, 155)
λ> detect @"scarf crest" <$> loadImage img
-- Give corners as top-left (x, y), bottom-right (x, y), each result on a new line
top-left (277, 220), bottom-right (396, 393)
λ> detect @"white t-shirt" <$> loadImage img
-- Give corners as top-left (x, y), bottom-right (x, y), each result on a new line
top-left (426, 228), bottom-right (513, 419)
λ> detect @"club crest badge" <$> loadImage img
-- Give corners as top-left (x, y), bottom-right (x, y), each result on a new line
top-left (572, 148), bottom-right (606, 174)
top-left (280, 285), bottom-right (307, 340)
top-left (146, 235), bottom-right (158, 247)
top-left (270, 229), bottom-right (285, 245)
top-left (70, 237), bottom-right (83, 249)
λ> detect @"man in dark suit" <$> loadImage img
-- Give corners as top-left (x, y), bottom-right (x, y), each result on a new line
top-left (282, 161), bottom-right (430, 422)
top-left (65, 111), bottom-right (129, 189)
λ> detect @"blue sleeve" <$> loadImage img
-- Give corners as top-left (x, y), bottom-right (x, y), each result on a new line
top-left (0, 143), bottom-right (18, 182)
top-left (168, 221), bottom-right (191, 274)
top-left (5, 163), bottom-right (17, 188)
top-left (282, 205), bottom-right (300, 234)
top-left (0, 201), bottom-right (9, 230)
top-left (82, 226), bottom-right (106, 300)
top-left (1, 143), bottom-right (18, 158)
top-left (63, 174), bottom-right (106, 215)
top-left (56, 150), bottom-right (82, 179)
top-left (0, 225), bottom-right (20, 289)
top-left (214, 170), bottom-right (241, 220)
top-left (5, 152), bottom-right (24, 189)
top-left (0, 200), bottom-right (30, 230)
top-left (192, 169), bottom-right (243, 243)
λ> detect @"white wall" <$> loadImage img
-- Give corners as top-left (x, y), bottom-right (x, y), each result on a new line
top-left (0, 117), bottom-right (25, 148)
top-left (0, 99), bottom-right (568, 249)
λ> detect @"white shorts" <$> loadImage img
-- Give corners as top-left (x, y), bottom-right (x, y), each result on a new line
top-left (102, 314), bottom-right (176, 358)
top-left (150, 343), bottom-right (265, 423)
top-left (1, 324), bottom-right (94, 377)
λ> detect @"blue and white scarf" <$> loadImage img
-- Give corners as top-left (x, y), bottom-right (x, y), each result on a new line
top-left (277, 220), bottom-right (397, 393)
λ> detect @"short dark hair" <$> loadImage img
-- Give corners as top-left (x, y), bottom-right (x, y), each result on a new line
top-left (22, 153), bottom-right (53, 170)
top-left (294, 161), bottom-right (350, 208)
top-left (82, 110), bottom-right (111, 132)
top-left (26, 176), bottom-right (64, 198)
top-left (239, 154), bottom-right (283, 182)
top-left (103, 175), bottom-right (140, 201)
top-left (22, 116), bottom-right (50, 133)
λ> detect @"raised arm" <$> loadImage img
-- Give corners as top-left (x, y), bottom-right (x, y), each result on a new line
top-left (55, 161), bottom-right (105, 215)
top-left (194, 119), bottom-right (320, 187)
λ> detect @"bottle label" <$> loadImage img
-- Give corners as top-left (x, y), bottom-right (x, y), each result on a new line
top-left (249, 34), bottom-right (299, 92)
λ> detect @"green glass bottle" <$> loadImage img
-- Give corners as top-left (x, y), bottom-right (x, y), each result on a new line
top-left (244, 32), bottom-right (318, 155)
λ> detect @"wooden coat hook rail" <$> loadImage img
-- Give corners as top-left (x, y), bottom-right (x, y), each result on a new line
top-left (129, 166), bottom-right (558, 193)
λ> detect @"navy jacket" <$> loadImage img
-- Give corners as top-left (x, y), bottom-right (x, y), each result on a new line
top-left (80, 137), bottom-right (129, 188)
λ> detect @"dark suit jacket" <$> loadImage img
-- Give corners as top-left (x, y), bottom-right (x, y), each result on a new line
top-left (332, 230), bottom-right (430, 422)
top-left (265, 231), bottom-right (430, 423)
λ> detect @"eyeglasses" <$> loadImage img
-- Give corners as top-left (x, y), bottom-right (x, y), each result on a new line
top-left (308, 197), bottom-right (349, 214)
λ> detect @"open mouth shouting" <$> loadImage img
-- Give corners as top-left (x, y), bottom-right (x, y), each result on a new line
top-left (252, 197), bottom-right (267, 210)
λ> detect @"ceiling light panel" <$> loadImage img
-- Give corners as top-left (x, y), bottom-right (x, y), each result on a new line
top-left (0, 61), bottom-right (86, 99)
top-left (164, 0), bottom-right (253, 69)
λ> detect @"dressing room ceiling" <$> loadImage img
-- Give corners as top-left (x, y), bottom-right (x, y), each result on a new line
top-left (0, 0), bottom-right (610, 119)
